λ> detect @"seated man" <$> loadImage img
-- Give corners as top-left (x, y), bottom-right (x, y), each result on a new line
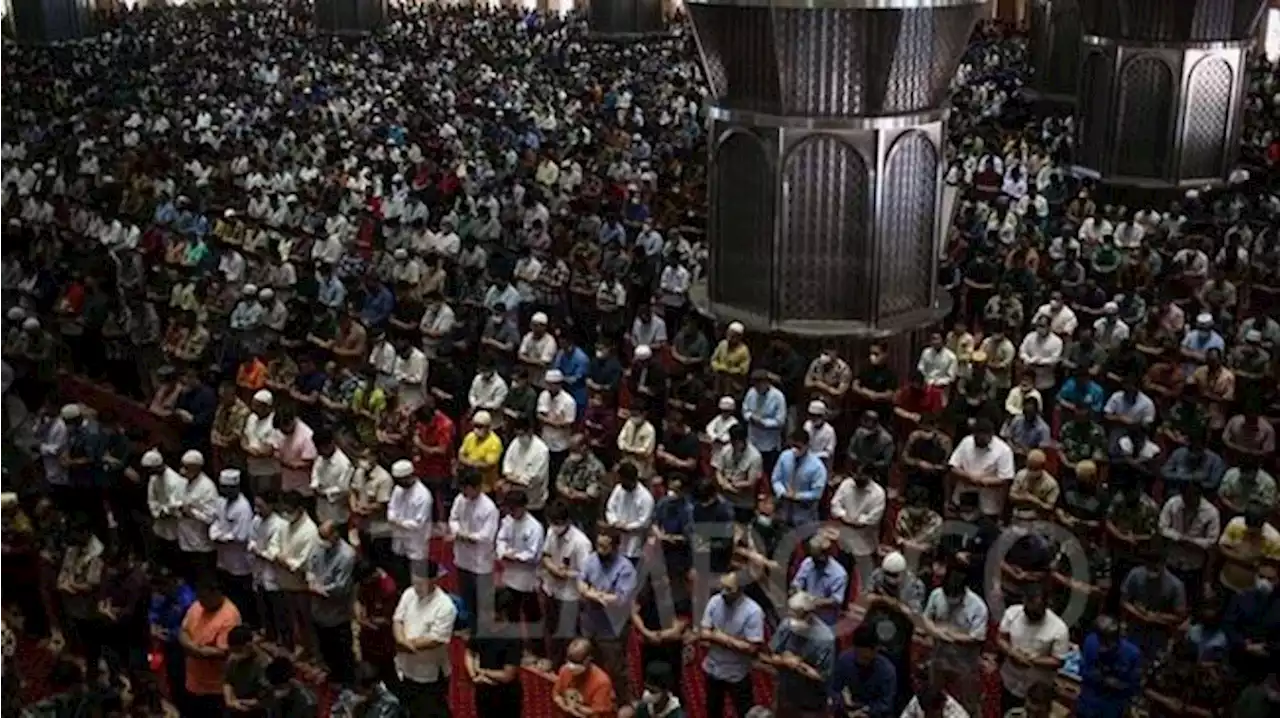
top-left (618, 661), bottom-right (684, 718)
top-left (552, 638), bottom-right (618, 718)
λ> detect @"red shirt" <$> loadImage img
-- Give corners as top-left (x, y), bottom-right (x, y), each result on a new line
top-left (357, 571), bottom-right (398, 669)
top-left (412, 410), bottom-right (455, 480)
top-left (894, 385), bottom-right (944, 416)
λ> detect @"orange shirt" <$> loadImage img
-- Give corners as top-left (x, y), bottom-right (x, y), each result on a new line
top-left (553, 665), bottom-right (616, 718)
top-left (237, 358), bottom-right (268, 391)
top-left (182, 599), bottom-right (241, 695)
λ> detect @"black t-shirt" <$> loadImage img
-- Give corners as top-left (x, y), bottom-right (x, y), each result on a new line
top-left (473, 635), bottom-right (523, 699)
top-left (224, 654), bottom-right (264, 700)
top-left (663, 428), bottom-right (700, 464)
top-left (857, 365), bottom-right (899, 394)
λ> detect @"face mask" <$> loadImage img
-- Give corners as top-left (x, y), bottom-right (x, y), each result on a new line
top-left (1258, 577), bottom-right (1275, 594)
top-left (789, 617), bottom-right (810, 632)
top-left (756, 515), bottom-right (772, 527)
top-left (642, 690), bottom-right (662, 706)
top-left (564, 661), bottom-right (587, 675)
top-left (595, 350), bottom-right (607, 359)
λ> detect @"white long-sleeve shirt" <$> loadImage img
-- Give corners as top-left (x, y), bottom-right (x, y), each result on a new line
top-left (209, 495), bottom-right (254, 576)
top-left (387, 480), bottom-right (432, 561)
top-left (310, 448), bottom-right (353, 524)
top-left (918, 347), bottom-right (959, 387)
top-left (496, 513), bottom-right (546, 592)
top-left (540, 524), bottom-right (594, 601)
top-left (502, 435), bottom-right (550, 510)
top-left (247, 513), bottom-right (288, 591)
top-left (394, 348), bottom-right (428, 407)
top-left (605, 484), bottom-right (655, 558)
top-left (177, 474), bottom-right (219, 553)
top-left (277, 514), bottom-right (319, 591)
top-left (536, 389), bottom-right (577, 452)
top-left (242, 412), bottom-right (281, 477)
top-left (829, 478), bottom-right (887, 557)
top-left (1018, 331), bottom-right (1064, 389)
top-left (352, 462), bottom-right (394, 538)
top-left (468, 373), bottom-right (509, 411)
top-left (449, 493), bottom-right (500, 574)
top-left (147, 468), bottom-right (188, 541)
top-left (1030, 304), bottom-right (1078, 335)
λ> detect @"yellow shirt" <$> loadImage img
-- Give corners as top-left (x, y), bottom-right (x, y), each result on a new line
top-left (460, 430), bottom-right (504, 491)
top-left (1218, 516), bottom-right (1280, 592)
top-left (710, 340), bottom-right (751, 376)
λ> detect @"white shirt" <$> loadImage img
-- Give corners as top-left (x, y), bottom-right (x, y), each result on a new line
top-left (1030, 304), bottom-right (1078, 335)
top-left (704, 414), bottom-right (740, 445)
top-left (918, 346), bottom-right (959, 387)
top-left (393, 587), bottom-right (457, 683)
top-left (540, 524), bottom-right (594, 601)
top-left (802, 419), bottom-right (837, 461)
top-left (247, 513), bottom-right (287, 591)
top-left (352, 462), bottom-right (394, 537)
top-left (1018, 331), bottom-right (1064, 389)
top-left (177, 473), bottom-right (219, 553)
top-left (948, 435), bottom-right (1016, 515)
top-left (605, 483), bottom-right (655, 558)
top-left (900, 694), bottom-right (970, 718)
top-left (147, 468), bottom-right (188, 541)
top-left (518, 332), bottom-right (557, 365)
top-left (242, 412), bottom-right (281, 477)
top-left (387, 480), bottom-right (432, 561)
top-left (998, 605), bottom-right (1070, 697)
top-left (829, 478), bottom-right (887, 556)
top-left (1158, 495), bottom-right (1222, 570)
top-left (468, 372), bottom-right (509, 411)
top-left (496, 513), bottom-right (546, 592)
top-left (277, 514), bottom-right (320, 591)
top-left (536, 389), bottom-right (577, 452)
top-left (310, 448), bottom-right (354, 524)
top-left (209, 494), bottom-right (253, 576)
top-left (449, 493), bottom-right (500, 574)
top-left (369, 341), bottom-right (397, 378)
top-left (502, 435), bottom-right (550, 510)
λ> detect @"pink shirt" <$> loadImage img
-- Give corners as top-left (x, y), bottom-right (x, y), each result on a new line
top-left (278, 421), bottom-right (318, 494)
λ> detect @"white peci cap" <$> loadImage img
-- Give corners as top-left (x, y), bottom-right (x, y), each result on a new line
top-left (391, 460), bottom-right (415, 479)
top-left (60, 404), bottom-right (82, 420)
top-left (531, 312), bottom-right (548, 325)
top-left (717, 396), bottom-right (736, 411)
top-left (218, 469), bottom-right (242, 486)
top-left (882, 551), bottom-right (908, 573)
top-left (807, 400), bottom-right (827, 416)
top-left (253, 389), bottom-right (273, 405)
top-left (141, 450), bottom-right (164, 468)
top-left (633, 345), bottom-right (652, 360)
top-left (544, 369), bottom-right (564, 384)
top-left (727, 322), bottom-right (745, 335)
top-left (181, 450), bottom-right (204, 466)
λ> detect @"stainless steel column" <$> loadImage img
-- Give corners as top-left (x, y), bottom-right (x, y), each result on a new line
top-left (1027, 0), bottom-right (1080, 105)
top-left (1073, 0), bottom-right (1267, 188)
top-left (587, 0), bottom-right (665, 36)
top-left (315, 0), bottom-right (388, 35)
top-left (688, 0), bottom-right (983, 338)
top-left (8, 0), bottom-right (93, 43)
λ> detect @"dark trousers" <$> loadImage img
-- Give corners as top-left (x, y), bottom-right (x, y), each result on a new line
top-left (258, 589), bottom-right (289, 645)
top-left (594, 632), bottom-right (632, 704)
top-left (152, 537), bottom-right (180, 573)
top-left (316, 620), bottom-right (355, 687)
top-left (504, 587), bottom-right (545, 656)
top-left (474, 686), bottom-right (522, 717)
top-left (219, 571), bottom-right (256, 629)
top-left (163, 641), bottom-right (189, 710)
top-left (389, 553), bottom-right (412, 596)
top-left (1001, 686), bottom-right (1025, 717)
top-left (181, 550), bottom-right (216, 583)
top-left (544, 597), bottom-right (578, 666)
top-left (458, 568), bottom-right (493, 620)
top-left (283, 590), bottom-right (316, 655)
top-left (182, 693), bottom-right (223, 718)
top-left (705, 674), bottom-right (756, 718)
top-left (396, 677), bottom-right (451, 718)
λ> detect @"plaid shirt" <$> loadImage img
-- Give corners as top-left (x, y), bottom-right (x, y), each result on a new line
top-left (1058, 420), bottom-right (1106, 464)
top-left (1106, 493), bottom-right (1160, 537)
top-left (212, 398), bottom-right (251, 441)
top-left (537, 258), bottom-right (570, 304)
top-left (267, 357), bottom-right (299, 387)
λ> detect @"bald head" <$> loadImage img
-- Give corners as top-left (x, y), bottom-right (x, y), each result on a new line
top-left (566, 638), bottom-right (592, 664)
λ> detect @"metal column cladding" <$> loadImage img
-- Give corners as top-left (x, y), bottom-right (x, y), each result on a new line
top-left (315, 0), bottom-right (388, 35)
top-left (1027, 0), bottom-right (1081, 104)
top-left (587, 0), bottom-right (666, 36)
top-left (8, 0), bottom-right (94, 43)
top-left (1072, 0), bottom-right (1267, 188)
top-left (689, 0), bottom-right (983, 337)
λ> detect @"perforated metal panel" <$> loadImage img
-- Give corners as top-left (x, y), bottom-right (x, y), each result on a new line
top-left (1077, 0), bottom-right (1265, 41)
top-left (1076, 51), bottom-right (1112, 170)
top-left (1115, 56), bottom-right (1174, 179)
top-left (687, 5), bottom-right (781, 112)
top-left (711, 131), bottom-right (774, 318)
top-left (1029, 0), bottom-right (1080, 99)
top-left (1181, 56), bottom-right (1234, 179)
top-left (878, 131), bottom-right (937, 321)
top-left (779, 135), bottom-right (869, 322)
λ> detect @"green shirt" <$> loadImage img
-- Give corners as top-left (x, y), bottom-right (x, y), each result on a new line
top-left (1059, 420), bottom-right (1106, 464)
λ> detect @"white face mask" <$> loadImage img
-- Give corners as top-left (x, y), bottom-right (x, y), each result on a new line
top-left (642, 690), bottom-right (660, 705)
top-left (1258, 577), bottom-right (1275, 594)
top-left (789, 617), bottom-right (810, 632)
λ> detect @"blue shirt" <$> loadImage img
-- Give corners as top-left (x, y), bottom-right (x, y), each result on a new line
top-left (1160, 446), bottom-right (1227, 492)
top-left (830, 651), bottom-right (897, 718)
top-left (742, 386), bottom-right (786, 452)
top-left (790, 557), bottom-right (849, 625)
top-left (1057, 377), bottom-right (1106, 414)
top-left (1077, 632), bottom-right (1142, 718)
top-left (1180, 329), bottom-right (1225, 373)
top-left (579, 553), bottom-right (636, 638)
top-left (1103, 390), bottom-right (1156, 425)
top-left (360, 283), bottom-right (395, 327)
top-left (318, 275), bottom-right (347, 309)
top-left (1004, 415), bottom-right (1052, 448)
top-left (598, 222), bottom-right (625, 247)
top-left (699, 593), bottom-right (766, 682)
top-left (149, 583), bottom-right (197, 642)
top-left (770, 619), bottom-right (836, 710)
top-left (552, 346), bottom-right (590, 410)
top-left (771, 449), bottom-right (828, 503)
top-left (154, 202), bottom-right (178, 225)
top-left (483, 284), bottom-right (522, 314)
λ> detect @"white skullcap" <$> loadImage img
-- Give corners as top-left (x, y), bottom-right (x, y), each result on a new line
top-left (727, 322), bottom-right (744, 334)
top-left (1103, 301), bottom-right (1118, 314)
top-left (60, 404), bottom-right (82, 420)
top-left (141, 450), bottom-right (164, 468)
top-left (633, 344), bottom-right (652, 360)
top-left (393, 248), bottom-right (408, 260)
top-left (531, 312), bottom-right (548, 325)
top-left (788, 591), bottom-right (816, 613)
top-left (258, 288), bottom-right (274, 300)
top-left (181, 450), bottom-right (204, 466)
top-left (718, 396), bottom-right (736, 411)
top-left (252, 389), bottom-right (273, 405)
top-left (242, 284), bottom-right (258, 297)
top-left (22, 318), bottom-right (39, 330)
top-left (545, 369), bottom-right (564, 383)
top-left (223, 208), bottom-right (236, 218)
top-left (472, 410), bottom-right (492, 426)
top-left (807, 400), bottom-right (827, 415)
top-left (1195, 313), bottom-right (1214, 326)
top-left (1246, 329), bottom-right (1263, 342)
top-left (218, 468), bottom-right (242, 486)
top-left (881, 551), bottom-right (908, 573)
top-left (6, 307), bottom-right (25, 321)
top-left (391, 459), bottom-right (414, 478)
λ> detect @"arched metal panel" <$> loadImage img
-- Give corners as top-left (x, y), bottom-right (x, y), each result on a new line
top-left (779, 134), bottom-right (869, 321)
top-left (1180, 55), bottom-right (1233, 179)
top-left (711, 131), bottom-right (774, 318)
top-left (879, 130), bottom-right (937, 321)
top-left (1076, 50), bottom-right (1110, 169)
top-left (1115, 55), bottom-right (1174, 178)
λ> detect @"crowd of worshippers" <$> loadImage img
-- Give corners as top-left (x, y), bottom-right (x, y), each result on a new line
top-left (2, 5), bottom-right (1280, 718)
